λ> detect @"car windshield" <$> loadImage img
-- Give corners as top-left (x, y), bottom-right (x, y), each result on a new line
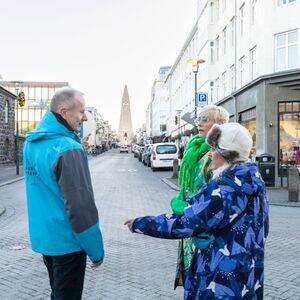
top-left (156, 145), bottom-right (177, 154)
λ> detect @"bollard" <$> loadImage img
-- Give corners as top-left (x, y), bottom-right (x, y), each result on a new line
top-left (172, 159), bottom-right (179, 179)
top-left (288, 166), bottom-right (299, 202)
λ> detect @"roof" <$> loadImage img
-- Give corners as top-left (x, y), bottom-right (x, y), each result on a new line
top-left (0, 85), bottom-right (17, 98)
top-left (0, 81), bottom-right (69, 88)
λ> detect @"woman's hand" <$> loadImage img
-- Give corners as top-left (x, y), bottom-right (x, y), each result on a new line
top-left (124, 219), bottom-right (135, 232)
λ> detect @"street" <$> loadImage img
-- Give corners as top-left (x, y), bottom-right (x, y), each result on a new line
top-left (0, 149), bottom-right (300, 299)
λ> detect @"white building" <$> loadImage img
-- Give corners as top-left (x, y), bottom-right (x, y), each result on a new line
top-left (148, 66), bottom-right (171, 140)
top-left (147, 0), bottom-right (300, 175)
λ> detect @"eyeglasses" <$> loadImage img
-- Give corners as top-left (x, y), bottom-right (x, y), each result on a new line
top-left (194, 116), bottom-right (211, 126)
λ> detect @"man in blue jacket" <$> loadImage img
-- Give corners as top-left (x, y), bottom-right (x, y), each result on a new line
top-left (23, 87), bottom-right (104, 300)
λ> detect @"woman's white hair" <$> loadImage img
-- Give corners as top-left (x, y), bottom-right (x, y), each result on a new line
top-left (198, 105), bottom-right (230, 124)
top-left (50, 87), bottom-right (84, 112)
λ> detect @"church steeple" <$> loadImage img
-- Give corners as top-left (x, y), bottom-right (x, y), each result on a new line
top-left (118, 85), bottom-right (134, 144)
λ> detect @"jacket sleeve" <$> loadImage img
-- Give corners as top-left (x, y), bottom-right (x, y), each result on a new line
top-left (53, 148), bottom-right (104, 263)
top-left (132, 182), bottom-right (227, 239)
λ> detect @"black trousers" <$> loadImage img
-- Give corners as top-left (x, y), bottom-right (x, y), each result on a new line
top-left (43, 250), bottom-right (87, 300)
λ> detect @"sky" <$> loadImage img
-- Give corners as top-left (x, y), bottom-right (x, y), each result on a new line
top-left (0, 0), bottom-right (197, 132)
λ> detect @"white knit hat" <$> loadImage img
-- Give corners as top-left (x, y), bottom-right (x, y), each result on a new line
top-left (206, 122), bottom-right (253, 162)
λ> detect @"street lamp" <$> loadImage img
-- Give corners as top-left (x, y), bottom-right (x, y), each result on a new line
top-left (12, 81), bottom-right (24, 175)
top-left (176, 109), bottom-right (183, 142)
top-left (187, 58), bottom-right (205, 121)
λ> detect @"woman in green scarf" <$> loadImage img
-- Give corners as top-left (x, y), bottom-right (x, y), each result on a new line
top-left (171, 105), bottom-right (229, 288)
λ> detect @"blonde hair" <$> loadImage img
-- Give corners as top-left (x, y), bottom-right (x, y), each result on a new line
top-left (198, 105), bottom-right (229, 124)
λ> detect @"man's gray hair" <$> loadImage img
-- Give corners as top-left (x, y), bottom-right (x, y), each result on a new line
top-left (50, 87), bottom-right (84, 112)
top-left (198, 105), bottom-right (230, 124)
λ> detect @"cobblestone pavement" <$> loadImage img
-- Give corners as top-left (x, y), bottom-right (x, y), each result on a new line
top-left (0, 149), bottom-right (299, 299)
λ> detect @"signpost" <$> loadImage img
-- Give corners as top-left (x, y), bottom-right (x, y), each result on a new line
top-left (196, 92), bottom-right (208, 107)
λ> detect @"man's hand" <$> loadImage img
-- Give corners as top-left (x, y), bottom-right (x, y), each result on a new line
top-left (124, 219), bottom-right (135, 232)
top-left (91, 260), bottom-right (103, 269)
top-left (81, 134), bottom-right (95, 153)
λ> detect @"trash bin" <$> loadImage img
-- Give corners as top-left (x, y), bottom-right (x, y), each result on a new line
top-left (255, 153), bottom-right (275, 186)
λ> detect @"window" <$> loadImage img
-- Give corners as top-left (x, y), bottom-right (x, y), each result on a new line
top-left (210, 41), bottom-right (214, 63)
top-left (239, 56), bottom-right (245, 87)
top-left (222, 72), bottom-right (227, 98)
top-left (222, 0), bottom-right (227, 11)
top-left (230, 17), bottom-right (235, 47)
top-left (5, 100), bottom-right (9, 123)
top-left (250, 0), bottom-right (256, 25)
top-left (215, 0), bottom-right (220, 20)
top-left (275, 30), bottom-right (298, 71)
top-left (222, 27), bottom-right (227, 54)
top-left (215, 77), bottom-right (220, 101)
top-left (250, 46), bottom-right (257, 80)
top-left (279, 101), bottom-right (300, 168)
top-left (239, 4), bottom-right (245, 37)
top-left (216, 36), bottom-right (220, 60)
top-left (4, 138), bottom-right (9, 157)
top-left (278, 0), bottom-right (296, 6)
top-left (230, 65), bottom-right (235, 92)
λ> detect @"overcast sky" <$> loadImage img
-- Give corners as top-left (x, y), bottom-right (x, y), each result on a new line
top-left (0, 0), bottom-right (197, 132)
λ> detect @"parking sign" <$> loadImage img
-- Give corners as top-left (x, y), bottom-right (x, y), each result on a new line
top-left (197, 92), bottom-right (208, 107)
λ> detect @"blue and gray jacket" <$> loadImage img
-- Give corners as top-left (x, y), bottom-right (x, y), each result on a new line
top-left (23, 111), bottom-right (104, 263)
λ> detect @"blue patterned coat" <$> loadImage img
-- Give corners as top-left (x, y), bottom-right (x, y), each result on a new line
top-left (132, 162), bottom-right (269, 299)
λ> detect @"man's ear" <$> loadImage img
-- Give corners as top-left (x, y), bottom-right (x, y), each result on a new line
top-left (58, 108), bottom-right (68, 120)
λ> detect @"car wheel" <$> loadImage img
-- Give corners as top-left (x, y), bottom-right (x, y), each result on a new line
top-left (151, 163), bottom-right (156, 172)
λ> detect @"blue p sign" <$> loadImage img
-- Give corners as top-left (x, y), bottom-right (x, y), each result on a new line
top-left (197, 92), bottom-right (208, 107)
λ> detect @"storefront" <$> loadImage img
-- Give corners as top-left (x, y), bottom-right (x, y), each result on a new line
top-left (239, 107), bottom-right (257, 160)
top-left (279, 101), bottom-right (300, 167)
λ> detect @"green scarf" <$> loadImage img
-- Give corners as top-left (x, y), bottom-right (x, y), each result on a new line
top-left (171, 135), bottom-right (210, 214)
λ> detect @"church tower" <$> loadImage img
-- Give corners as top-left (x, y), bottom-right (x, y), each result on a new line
top-left (118, 85), bottom-right (134, 144)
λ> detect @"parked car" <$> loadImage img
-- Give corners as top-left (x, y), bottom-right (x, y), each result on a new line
top-left (138, 146), bottom-right (145, 161)
top-left (150, 143), bottom-right (179, 171)
top-left (133, 145), bottom-right (142, 157)
top-left (120, 145), bottom-right (129, 153)
top-left (141, 144), bottom-right (153, 165)
top-left (143, 145), bottom-right (153, 167)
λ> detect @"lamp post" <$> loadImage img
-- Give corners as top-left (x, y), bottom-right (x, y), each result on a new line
top-left (176, 109), bottom-right (183, 142)
top-left (12, 81), bottom-right (24, 175)
top-left (187, 58), bottom-right (205, 121)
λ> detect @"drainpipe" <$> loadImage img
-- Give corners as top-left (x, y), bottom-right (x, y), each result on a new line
top-left (233, 0), bottom-right (238, 121)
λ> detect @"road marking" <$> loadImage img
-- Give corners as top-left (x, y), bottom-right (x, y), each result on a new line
top-left (128, 169), bottom-right (137, 172)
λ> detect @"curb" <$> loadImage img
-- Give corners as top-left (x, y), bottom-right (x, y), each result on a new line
top-left (0, 204), bottom-right (6, 217)
top-left (0, 176), bottom-right (25, 188)
top-left (161, 178), bottom-right (300, 208)
top-left (161, 178), bottom-right (180, 192)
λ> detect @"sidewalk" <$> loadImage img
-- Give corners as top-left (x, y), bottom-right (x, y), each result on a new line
top-left (162, 177), bottom-right (300, 208)
top-left (0, 164), bottom-right (24, 187)
top-left (0, 164), bottom-right (24, 216)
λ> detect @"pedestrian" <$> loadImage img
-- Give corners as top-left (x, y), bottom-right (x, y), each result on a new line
top-left (170, 105), bottom-right (229, 288)
top-left (23, 87), bottom-right (104, 300)
top-left (125, 122), bottom-right (269, 300)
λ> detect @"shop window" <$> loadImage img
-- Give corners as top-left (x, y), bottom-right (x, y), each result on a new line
top-left (279, 103), bottom-right (286, 112)
top-left (279, 101), bottom-right (300, 167)
top-left (292, 102), bottom-right (299, 112)
top-left (239, 107), bottom-right (256, 158)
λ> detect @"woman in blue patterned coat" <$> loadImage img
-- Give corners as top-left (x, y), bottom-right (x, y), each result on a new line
top-left (125, 123), bottom-right (269, 300)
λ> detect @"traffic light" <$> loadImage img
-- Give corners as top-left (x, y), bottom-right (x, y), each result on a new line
top-left (175, 115), bottom-right (178, 125)
top-left (18, 91), bottom-right (26, 107)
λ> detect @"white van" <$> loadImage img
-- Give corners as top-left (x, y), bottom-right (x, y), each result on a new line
top-left (150, 143), bottom-right (179, 171)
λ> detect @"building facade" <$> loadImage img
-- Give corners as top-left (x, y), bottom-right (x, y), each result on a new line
top-left (0, 86), bottom-right (16, 164)
top-left (145, 0), bottom-right (300, 176)
top-left (1, 81), bottom-right (68, 135)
